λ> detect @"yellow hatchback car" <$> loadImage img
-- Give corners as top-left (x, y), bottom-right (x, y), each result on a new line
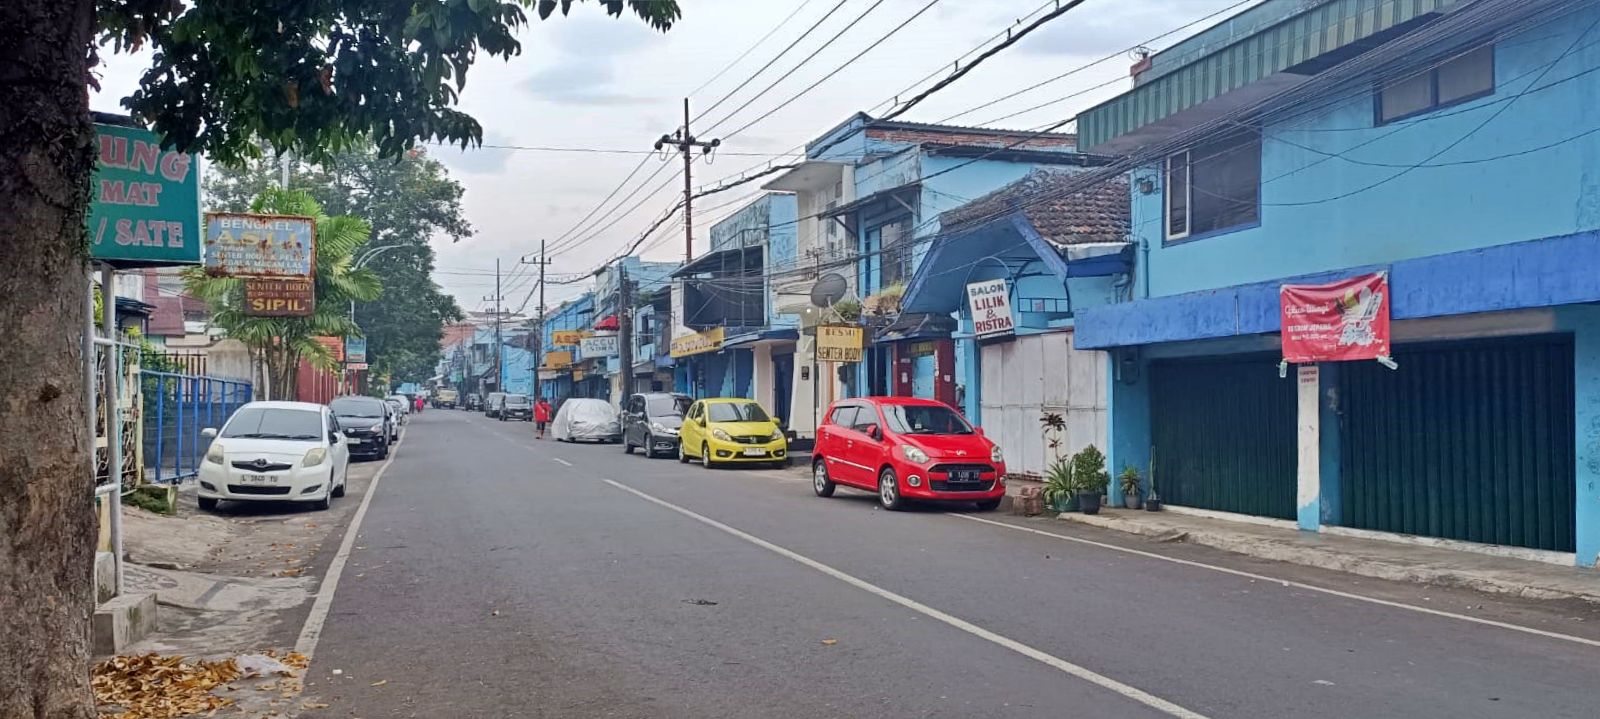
top-left (678, 398), bottom-right (789, 468)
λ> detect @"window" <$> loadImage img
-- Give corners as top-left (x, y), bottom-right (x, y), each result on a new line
top-left (863, 217), bottom-right (913, 293)
top-left (849, 404), bottom-right (881, 433)
top-left (222, 407), bottom-right (324, 440)
top-left (881, 404), bottom-right (973, 436)
top-left (1165, 130), bottom-right (1261, 241)
top-left (1379, 44), bottom-right (1495, 123)
top-left (645, 395), bottom-right (689, 417)
top-left (828, 405), bottom-right (857, 427)
top-left (707, 402), bottom-right (771, 423)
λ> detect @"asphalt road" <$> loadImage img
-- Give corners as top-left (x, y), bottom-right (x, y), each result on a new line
top-left (300, 410), bottom-right (1600, 719)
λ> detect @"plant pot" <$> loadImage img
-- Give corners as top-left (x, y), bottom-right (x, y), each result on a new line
top-left (1122, 494), bottom-right (1140, 510)
top-left (1144, 497), bottom-right (1162, 512)
top-left (1077, 492), bottom-right (1102, 515)
top-left (1049, 493), bottom-right (1078, 513)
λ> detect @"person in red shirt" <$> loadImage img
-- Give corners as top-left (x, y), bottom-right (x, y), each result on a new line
top-left (534, 397), bottom-right (554, 439)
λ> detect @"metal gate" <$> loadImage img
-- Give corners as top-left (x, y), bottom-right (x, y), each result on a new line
top-left (1151, 355), bottom-right (1296, 520)
top-left (1338, 336), bottom-right (1575, 552)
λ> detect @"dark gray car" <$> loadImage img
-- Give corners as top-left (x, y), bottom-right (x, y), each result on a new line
top-left (621, 392), bottom-right (692, 458)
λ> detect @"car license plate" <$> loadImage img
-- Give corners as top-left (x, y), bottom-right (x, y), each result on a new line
top-left (742, 448), bottom-right (767, 457)
top-left (949, 470), bottom-right (980, 483)
top-left (241, 473), bottom-right (274, 484)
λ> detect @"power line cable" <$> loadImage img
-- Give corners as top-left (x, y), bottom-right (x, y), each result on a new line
top-left (688, 0), bottom-right (822, 99)
top-left (693, 0), bottom-right (857, 125)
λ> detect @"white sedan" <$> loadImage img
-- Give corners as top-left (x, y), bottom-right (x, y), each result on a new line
top-left (198, 401), bottom-right (350, 511)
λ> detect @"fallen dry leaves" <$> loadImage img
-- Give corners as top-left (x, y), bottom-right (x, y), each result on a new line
top-left (92, 653), bottom-right (239, 719)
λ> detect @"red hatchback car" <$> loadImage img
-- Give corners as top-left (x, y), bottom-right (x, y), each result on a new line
top-left (812, 397), bottom-right (1006, 511)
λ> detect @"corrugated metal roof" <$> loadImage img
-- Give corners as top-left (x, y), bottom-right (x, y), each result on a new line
top-left (1080, 0), bottom-right (1469, 151)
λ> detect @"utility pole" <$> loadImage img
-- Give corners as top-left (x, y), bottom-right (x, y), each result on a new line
top-left (656, 98), bottom-right (720, 264)
top-left (484, 258), bottom-right (504, 394)
top-left (618, 261), bottom-right (635, 401)
top-left (522, 240), bottom-right (553, 399)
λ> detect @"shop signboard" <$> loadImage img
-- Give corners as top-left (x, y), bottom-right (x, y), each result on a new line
top-left (816, 324), bottom-right (863, 363)
top-left (966, 278), bottom-right (1015, 339)
top-left (203, 212), bottom-right (315, 278)
top-left (244, 278), bottom-right (314, 317)
top-left (1280, 272), bottom-right (1391, 363)
top-left (346, 336), bottom-right (368, 364)
top-left (670, 328), bottom-right (725, 358)
top-left (87, 123), bottom-right (203, 267)
top-left (580, 334), bottom-right (619, 358)
top-left (552, 330), bottom-right (591, 346)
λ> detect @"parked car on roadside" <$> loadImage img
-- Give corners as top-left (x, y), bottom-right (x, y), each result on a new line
top-left (550, 398), bottom-right (621, 443)
top-left (677, 398), bottom-right (788, 469)
top-left (811, 397), bottom-right (1005, 511)
top-left (621, 392), bottom-right (692, 458)
top-left (197, 401), bottom-right (350, 512)
top-left (330, 395), bottom-right (392, 460)
top-left (383, 396), bottom-right (408, 431)
top-left (484, 391), bottom-right (507, 419)
top-left (464, 393), bottom-right (483, 411)
top-left (500, 393), bottom-right (533, 421)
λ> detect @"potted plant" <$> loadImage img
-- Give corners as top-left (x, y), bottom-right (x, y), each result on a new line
top-left (1042, 458), bottom-right (1076, 512)
top-left (1118, 465), bottom-right (1142, 510)
top-left (1071, 444), bottom-right (1109, 515)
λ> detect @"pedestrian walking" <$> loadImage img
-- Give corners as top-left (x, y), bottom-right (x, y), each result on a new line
top-left (534, 397), bottom-right (553, 439)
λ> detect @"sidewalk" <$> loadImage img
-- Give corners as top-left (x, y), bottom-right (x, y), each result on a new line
top-left (1055, 508), bottom-right (1600, 605)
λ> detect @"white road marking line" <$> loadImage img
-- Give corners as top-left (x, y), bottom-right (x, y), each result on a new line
top-left (295, 434), bottom-right (403, 657)
top-left (601, 478), bottom-right (1210, 719)
top-left (553, 457), bottom-right (573, 467)
top-left (950, 513), bottom-right (1600, 649)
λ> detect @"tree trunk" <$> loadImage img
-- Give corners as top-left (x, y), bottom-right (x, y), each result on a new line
top-left (0, 1), bottom-right (101, 718)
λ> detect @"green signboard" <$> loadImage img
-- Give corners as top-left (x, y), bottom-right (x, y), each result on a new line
top-left (87, 123), bottom-right (202, 268)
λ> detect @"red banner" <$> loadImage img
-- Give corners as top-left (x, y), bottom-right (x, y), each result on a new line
top-left (1280, 272), bottom-right (1390, 363)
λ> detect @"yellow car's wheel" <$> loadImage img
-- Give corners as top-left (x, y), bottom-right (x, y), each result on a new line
top-left (701, 443), bottom-right (714, 470)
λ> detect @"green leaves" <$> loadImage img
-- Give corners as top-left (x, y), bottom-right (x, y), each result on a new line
top-left (97, 0), bottom-right (681, 165)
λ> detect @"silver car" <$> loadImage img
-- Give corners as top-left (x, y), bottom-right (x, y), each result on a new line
top-left (551, 399), bottom-right (622, 443)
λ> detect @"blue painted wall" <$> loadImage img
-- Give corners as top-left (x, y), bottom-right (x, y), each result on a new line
top-left (1129, 15), bottom-right (1600, 300)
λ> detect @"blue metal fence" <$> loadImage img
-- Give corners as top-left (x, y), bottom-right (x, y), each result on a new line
top-left (142, 371), bottom-right (252, 484)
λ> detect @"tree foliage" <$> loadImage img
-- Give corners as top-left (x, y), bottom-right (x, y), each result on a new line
top-left (97, 0), bottom-right (681, 163)
top-left (184, 189), bottom-right (382, 398)
top-left (206, 147), bottom-right (468, 384)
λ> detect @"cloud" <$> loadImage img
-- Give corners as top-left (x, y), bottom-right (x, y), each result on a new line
top-left (438, 130), bottom-right (514, 175)
top-left (1016, 0), bottom-right (1253, 59)
top-left (518, 59), bottom-right (654, 106)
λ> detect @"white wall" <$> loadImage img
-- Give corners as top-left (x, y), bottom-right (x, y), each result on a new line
top-left (979, 330), bottom-right (1107, 478)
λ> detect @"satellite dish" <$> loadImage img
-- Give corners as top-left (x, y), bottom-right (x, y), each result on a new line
top-left (809, 273), bottom-right (847, 307)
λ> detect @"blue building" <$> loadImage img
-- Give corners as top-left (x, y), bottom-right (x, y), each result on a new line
top-left (537, 292), bottom-right (597, 402)
top-left (763, 114), bottom-right (1089, 438)
top-left (1068, 0), bottom-right (1600, 565)
top-left (592, 256), bottom-right (678, 406)
top-left (671, 193), bottom-right (800, 419)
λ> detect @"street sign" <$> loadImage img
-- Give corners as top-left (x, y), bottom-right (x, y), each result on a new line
top-left (244, 278), bottom-right (314, 316)
top-left (966, 279), bottom-right (1015, 340)
top-left (87, 123), bottom-right (202, 268)
top-left (815, 324), bottom-right (863, 363)
top-left (203, 213), bottom-right (316, 279)
top-left (346, 336), bottom-right (368, 364)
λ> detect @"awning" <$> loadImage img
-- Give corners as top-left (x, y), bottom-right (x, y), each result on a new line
top-left (875, 313), bottom-right (957, 343)
top-left (819, 183), bottom-right (919, 220)
top-left (724, 327), bottom-right (800, 348)
top-left (672, 245), bottom-right (764, 278)
top-left (594, 315), bottom-right (619, 331)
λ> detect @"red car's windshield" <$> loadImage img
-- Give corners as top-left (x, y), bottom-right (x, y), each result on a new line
top-left (880, 404), bottom-right (973, 435)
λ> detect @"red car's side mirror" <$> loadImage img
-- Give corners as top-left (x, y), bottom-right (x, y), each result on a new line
top-left (864, 423), bottom-right (882, 441)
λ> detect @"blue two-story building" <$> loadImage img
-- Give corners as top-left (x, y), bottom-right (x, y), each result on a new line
top-left (1071, 0), bottom-right (1600, 566)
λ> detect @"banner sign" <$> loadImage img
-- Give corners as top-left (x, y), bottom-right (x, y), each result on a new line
top-left (966, 279), bottom-right (1015, 339)
top-left (345, 336), bottom-right (368, 364)
top-left (345, 362), bottom-right (369, 371)
top-left (552, 330), bottom-right (590, 346)
top-left (204, 213), bottom-right (316, 278)
top-left (88, 124), bottom-right (203, 268)
top-left (670, 327), bottom-right (725, 358)
top-left (580, 334), bottom-right (619, 358)
top-left (541, 350), bottom-right (574, 369)
top-left (244, 278), bottom-right (314, 316)
top-left (1280, 272), bottom-right (1390, 363)
top-left (816, 324), bottom-right (863, 363)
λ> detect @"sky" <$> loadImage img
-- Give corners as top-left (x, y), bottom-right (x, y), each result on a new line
top-left (90, 0), bottom-right (1257, 317)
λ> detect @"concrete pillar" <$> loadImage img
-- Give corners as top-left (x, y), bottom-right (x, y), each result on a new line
top-left (1106, 351), bottom-right (1151, 500)
top-left (1296, 365), bottom-right (1321, 532)
top-left (1564, 307), bottom-right (1600, 568)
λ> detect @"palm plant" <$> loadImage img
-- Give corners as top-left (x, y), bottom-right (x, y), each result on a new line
top-left (186, 188), bottom-right (382, 399)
